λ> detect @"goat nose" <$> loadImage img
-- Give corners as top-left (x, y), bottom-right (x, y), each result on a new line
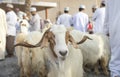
top-left (59, 51), bottom-right (67, 56)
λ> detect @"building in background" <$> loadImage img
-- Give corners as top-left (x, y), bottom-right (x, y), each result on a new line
top-left (0, 0), bottom-right (57, 20)
top-left (0, 0), bottom-right (101, 22)
top-left (37, 0), bottom-right (101, 22)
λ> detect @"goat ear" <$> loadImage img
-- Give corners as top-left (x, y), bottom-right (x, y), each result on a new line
top-left (40, 37), bottom-right (49, 48)
top-left (66, 31), bottom-right (78, 48)
top-left (40, 31), bottom-right (49, 48)
top-left (69, 34), bottom-right (78, 48)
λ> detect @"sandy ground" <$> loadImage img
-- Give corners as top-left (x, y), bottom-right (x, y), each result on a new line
top-left (0, 56), bottom-right (109, 77)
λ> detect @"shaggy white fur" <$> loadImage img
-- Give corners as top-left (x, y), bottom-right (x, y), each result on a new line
top-left (70, 30), bottom-right (110, 75)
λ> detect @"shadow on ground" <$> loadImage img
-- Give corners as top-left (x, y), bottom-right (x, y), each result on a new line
top-left (0, 56), bottom-right (109, 77)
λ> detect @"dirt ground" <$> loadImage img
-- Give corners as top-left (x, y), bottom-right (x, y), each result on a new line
top-left (0, 56), bottom-right (109, 77)
top-left (0, 56), bottom-right (19, 77)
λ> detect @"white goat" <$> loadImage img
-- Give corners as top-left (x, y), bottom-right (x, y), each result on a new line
top-left (16, 19), bottom-right (30, 34)
top-left (15, 19), bottom-right (30, 67)
top-left (15, 19), bottom-right (52, 77)
top-left (20, 19), bottom-right (30, 34)
top-left (15, 25), bottom-right (84, 77)
top-left (15, 31), bottom-right (47, 77)
top-left (15, 18), bottom-right (44, 77)
top-left (70, 30), bottom-right (110, 75)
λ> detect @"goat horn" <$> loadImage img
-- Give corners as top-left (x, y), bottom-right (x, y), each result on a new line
top-left (77, 35), bottom-right (92, 44)
top-left (14, 41), bottom-right (41, 48)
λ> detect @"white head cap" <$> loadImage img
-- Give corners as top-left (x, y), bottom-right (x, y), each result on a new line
top-left (79, 5), bottom-right (86, 9)
top-left (6, 4), bottom-right (14, 8)
top-left (64, 7), bottom-right (69, 11)
top-left (30, 7), bottom-right (37, 12)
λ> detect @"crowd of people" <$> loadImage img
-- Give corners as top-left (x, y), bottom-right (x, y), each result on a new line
top-left (0, 1), bottom-right (106, 59)
top-left (56, 1), bottom-right (106, 34)
top-left (0, 0), bottom-right (120, 76)
top-left (0, 3), bottom-right (44, 59)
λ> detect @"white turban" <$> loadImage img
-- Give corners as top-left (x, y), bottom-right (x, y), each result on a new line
top-left (79, 5), bottom-right (86, 9)
top-left (6, 4), bottom-right (14, 8)
top-left (64, 7), bottom-right (70, 11)
top-left (30, 7), bottom-right (36, 12)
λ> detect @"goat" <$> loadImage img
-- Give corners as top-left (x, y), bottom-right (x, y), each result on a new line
top-left (14, 25), bottom-right (87, 77)
top-left (70, 30), bottom-right (110, 75)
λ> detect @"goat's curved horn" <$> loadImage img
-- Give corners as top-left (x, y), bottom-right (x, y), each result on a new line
top-left (14, 28), bottom-right (51, 48)
top-left (77, 35), bottom-right (92, 44)
top-left (14, 41), bottom-right (41, 48)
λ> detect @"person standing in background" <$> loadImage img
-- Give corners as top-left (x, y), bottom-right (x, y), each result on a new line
top-left (56, 7), bottom-right (72, 27)
top-left (6, 4), bottom-right (17, 57)
top-left (0, 8), bottom-right (7, 60)
top-left (29, 7), bottom-right (41, 32)
top-left (92, 1), bottom-right (106, 33)
top-left (15, 8), bottom-right (25, 20)
top-left (87, 5), bottom-right (98, 34)
top-left (72, 5), bottom-right (89, 32)
top-left (104, 0), bottom-right (120, 77)
top-left (92, 5), bottom-right (98, 13)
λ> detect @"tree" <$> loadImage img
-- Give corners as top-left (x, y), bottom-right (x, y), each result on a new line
top-left (25, 0), bottom-right (31, 13)
top-left (25, 0), bottom-right (31, 18)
